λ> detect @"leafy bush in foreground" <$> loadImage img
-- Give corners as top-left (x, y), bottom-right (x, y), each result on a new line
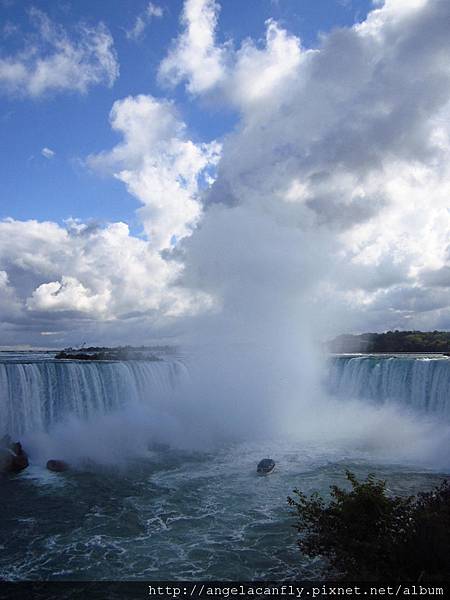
top-left (288, 471), bottom-right (450, 581)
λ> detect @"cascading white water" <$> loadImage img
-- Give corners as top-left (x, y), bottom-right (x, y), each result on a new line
top-left (327, 355), bottom-right (450, 417)
top-left (0, 359), bottom-right (187, 436)
top-left (2, 354), bottom-right (450, 448)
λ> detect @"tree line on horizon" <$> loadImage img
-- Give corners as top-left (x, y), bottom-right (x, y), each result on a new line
top-left (329, 330), bottom-right (450, 353)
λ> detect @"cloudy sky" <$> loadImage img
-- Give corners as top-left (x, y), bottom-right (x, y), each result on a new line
top-left (1, 0), bottom-right (450, 348)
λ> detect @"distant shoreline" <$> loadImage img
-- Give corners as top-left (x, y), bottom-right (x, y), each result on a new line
top-left (329, 330), bottom-right (450, 354)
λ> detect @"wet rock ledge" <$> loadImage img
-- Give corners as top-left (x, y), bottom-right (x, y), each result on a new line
top-left (0, 435), bottom-right (29, 474)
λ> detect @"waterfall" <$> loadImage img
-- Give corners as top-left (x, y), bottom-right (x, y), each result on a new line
top-left (3, 354), bottom-right (450, 441)
top-left (327, 355), bottom-right (450, 417)
top-left (0, 359), bottom-right (187, 436)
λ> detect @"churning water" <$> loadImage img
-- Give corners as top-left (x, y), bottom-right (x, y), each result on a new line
top-left (0, 352), bottom-right (449, 580)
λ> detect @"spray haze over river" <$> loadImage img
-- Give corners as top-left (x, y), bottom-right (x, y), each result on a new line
top-left (1, 349), bottom-right (449, 580)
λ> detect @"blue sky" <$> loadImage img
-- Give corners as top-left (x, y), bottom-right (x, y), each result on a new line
top-left (1, 0), bottom-right (450, 348)
top-left (1, 0), bottom-right (372, 231)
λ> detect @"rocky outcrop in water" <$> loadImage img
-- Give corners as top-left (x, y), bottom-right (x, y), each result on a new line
top-left (0, 436), bottom-right (29, 474)
top-left (55, 346), bottom-right (163, 361)
top-left (46, 459), bottom-right (69, 472)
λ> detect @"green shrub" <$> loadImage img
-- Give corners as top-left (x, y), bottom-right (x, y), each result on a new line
top-left (288, 471), bottom-right (450, 581)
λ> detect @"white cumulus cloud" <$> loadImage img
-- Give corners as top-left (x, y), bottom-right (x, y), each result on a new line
top-left (176, 0), bottom-right (450, 336)
top-left (158, 0), bottom-right (225, 94)
top-left (88, 94), bottom-right (221, 250)
top-left (0, 218), bottom-right (212, 345)
top-left (158, 0), bottom-right (304, 114)
top-left (228, 19), bottom-right (302, 111)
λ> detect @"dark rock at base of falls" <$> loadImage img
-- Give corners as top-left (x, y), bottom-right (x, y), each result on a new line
top-left (0, 436), bottom-right (29, 474)
top-left (46, 459), bottom-right (69, 472)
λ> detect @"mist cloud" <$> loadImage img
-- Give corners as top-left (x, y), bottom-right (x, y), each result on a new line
top-left (177, 0), bottom-right (450, 337)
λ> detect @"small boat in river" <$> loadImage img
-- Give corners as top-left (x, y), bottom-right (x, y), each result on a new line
top-left (257, 458), bottom-right (275, 475)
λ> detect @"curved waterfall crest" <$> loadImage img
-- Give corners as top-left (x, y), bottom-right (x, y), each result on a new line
top-left (327, 355), bottom-right (450, 417)
top-left (0, 359), bottom-right (188, 436)
top-left (2, 354), bottom-right (450, 439)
